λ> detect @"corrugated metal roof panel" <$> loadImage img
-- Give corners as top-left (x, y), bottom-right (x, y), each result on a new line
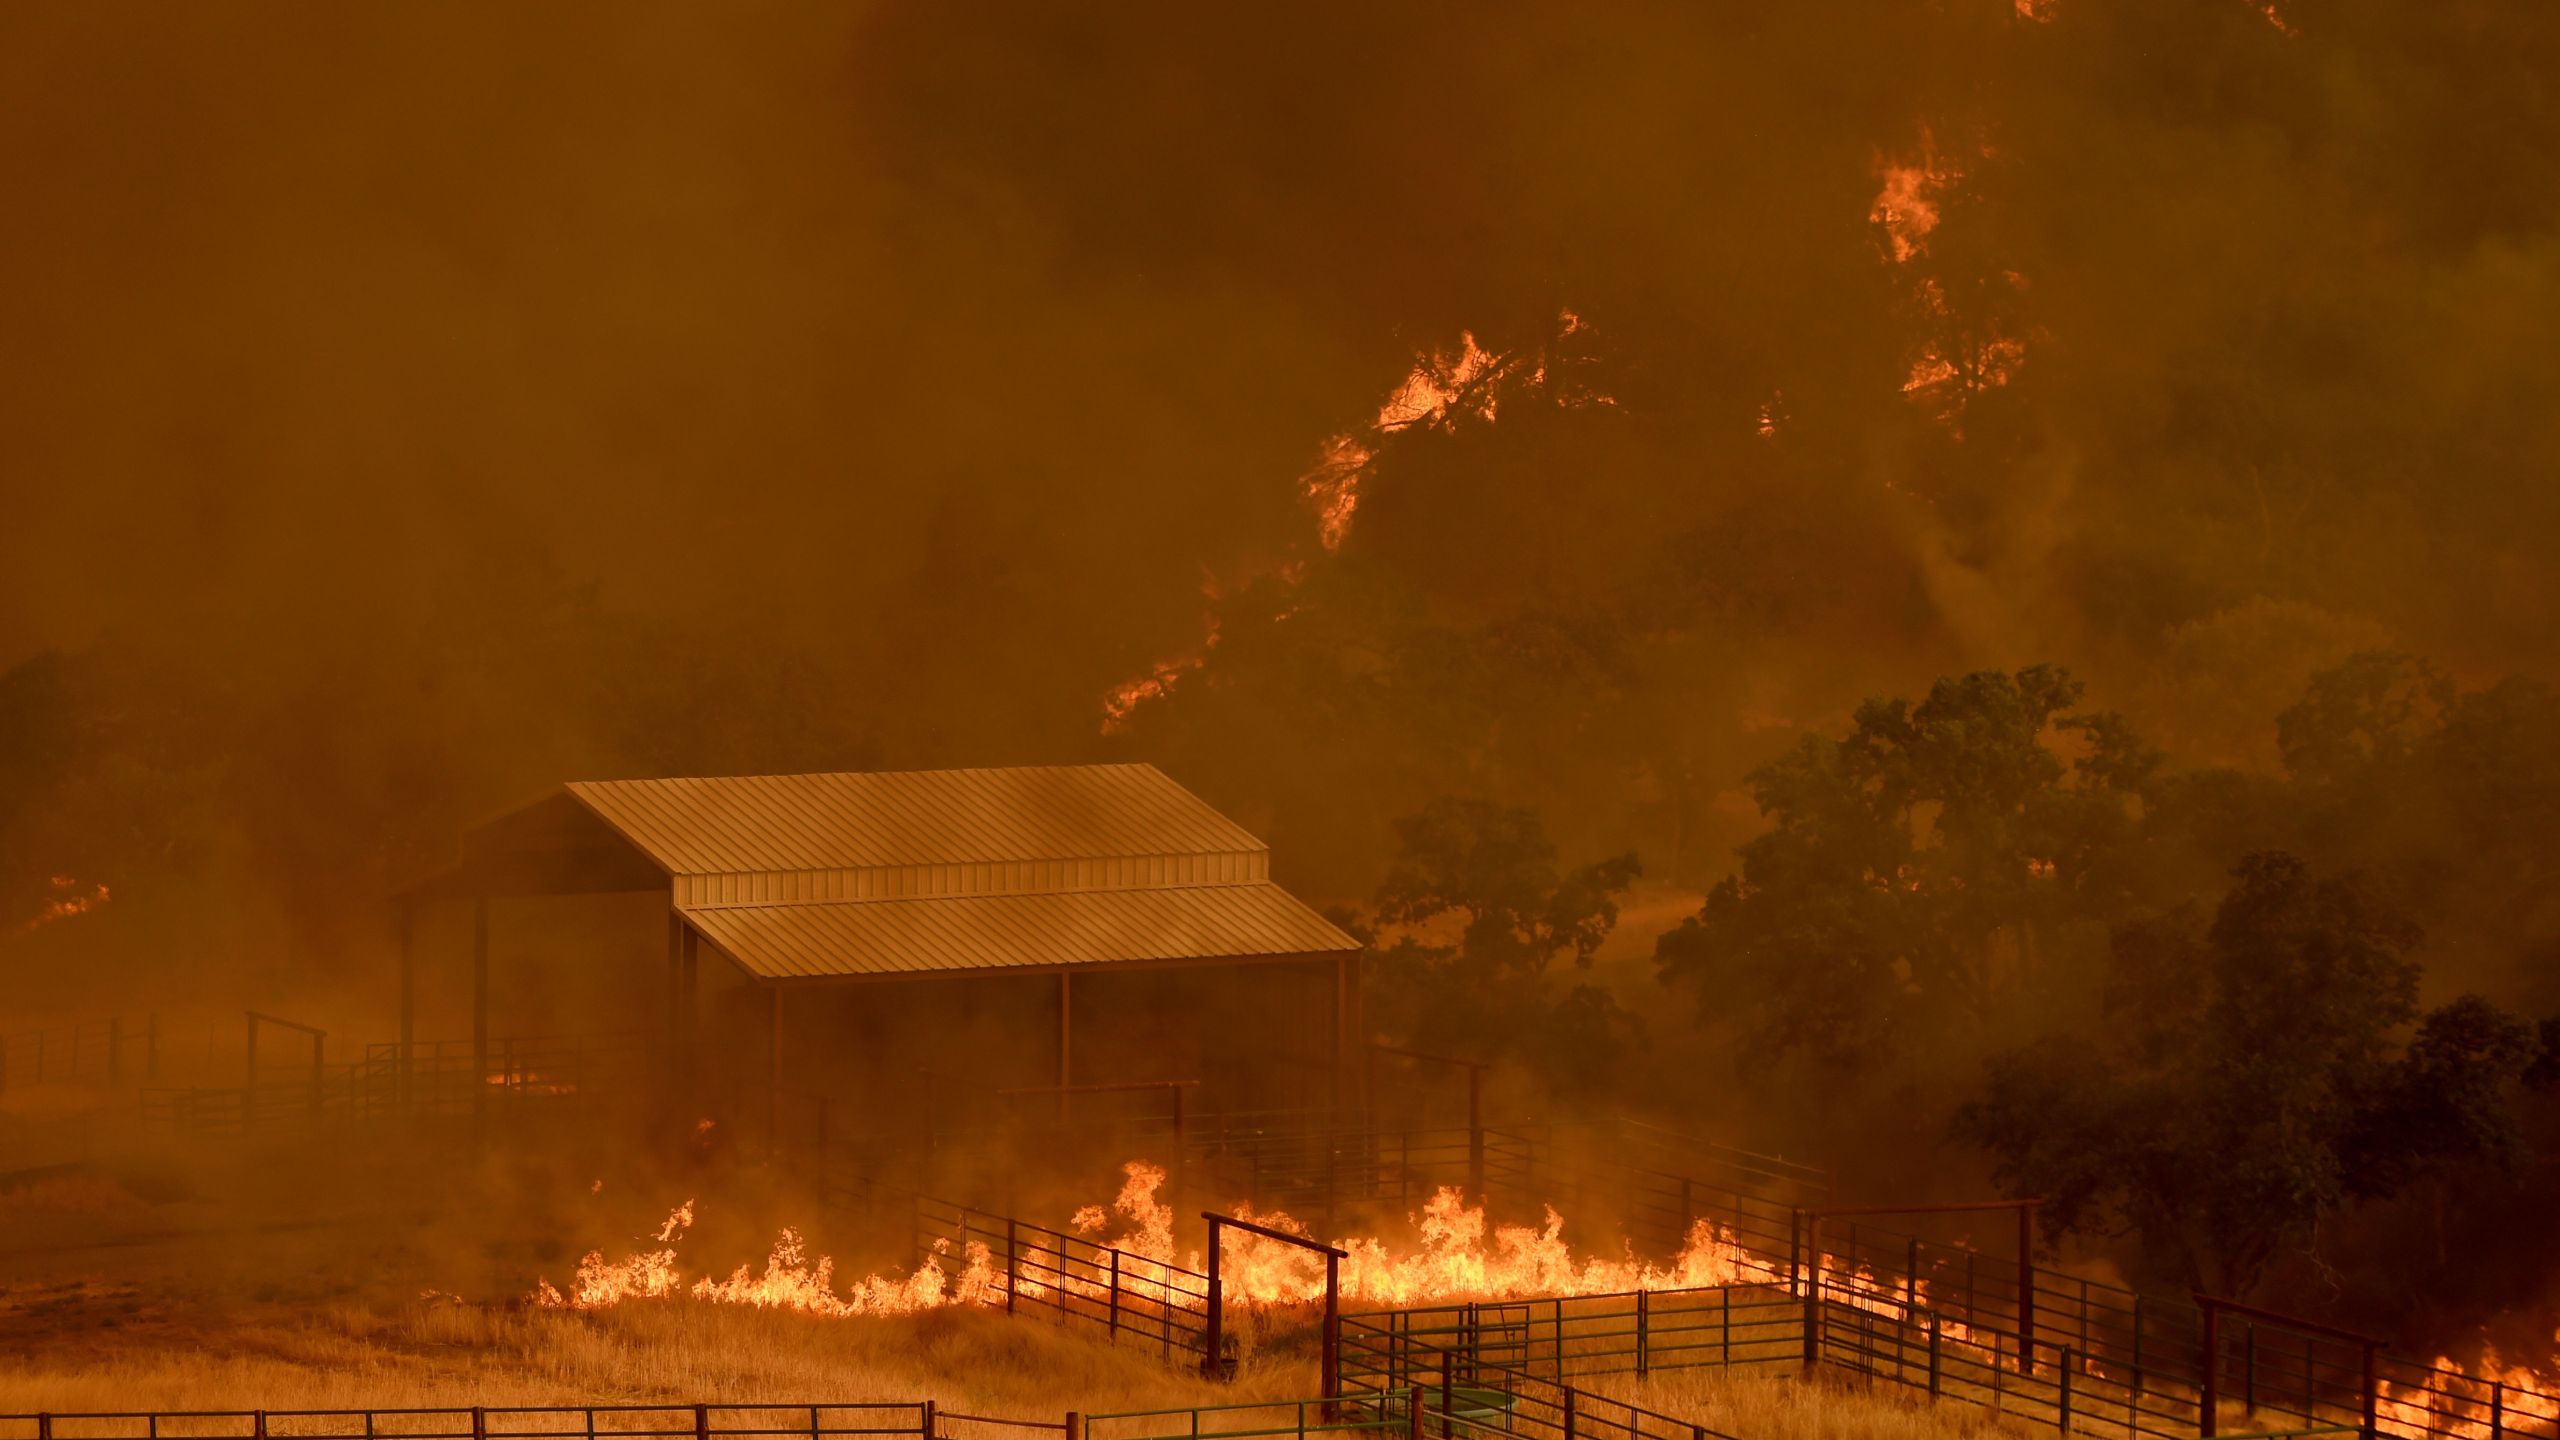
top-left (680, 883), bottom-right (1359, 979)
top-left (565, 764), bottom-right (1264, 875)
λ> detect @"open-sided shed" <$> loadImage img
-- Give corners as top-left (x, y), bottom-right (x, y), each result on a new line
top-left (394, 764), bottom-right (1364, 1122)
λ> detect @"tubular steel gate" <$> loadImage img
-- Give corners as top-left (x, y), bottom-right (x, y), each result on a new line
top-left (909, 1196), bottom-right (1212, 1363)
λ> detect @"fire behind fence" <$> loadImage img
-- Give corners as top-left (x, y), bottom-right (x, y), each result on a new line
top-left (1335, 1278), bottom-right (2560, 1440)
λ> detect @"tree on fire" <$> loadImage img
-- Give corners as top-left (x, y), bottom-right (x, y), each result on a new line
top-left (1955, 852), bottom-right (2548, 1297)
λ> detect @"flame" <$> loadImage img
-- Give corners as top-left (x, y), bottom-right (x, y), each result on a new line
top-left (1871, 149), bottom-right (1956, 264)
top-left (2376, 1344), bottom-right (2560, 1440)
top-left (1296, 309), bottom-right (1611, 552)
top-left (531, 1199), bottom-right (997, 1318)
top-left (2016, 0), bottom-right (2059, 19)
top-left (16, 875), bottom-right (109, 935)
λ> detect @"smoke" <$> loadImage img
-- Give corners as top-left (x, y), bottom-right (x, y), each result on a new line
top-left (2, 0), bottom-right (2557, 998)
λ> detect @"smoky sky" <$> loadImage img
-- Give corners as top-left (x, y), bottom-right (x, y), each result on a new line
top-left (4, 1), bottom-right (2559, 949)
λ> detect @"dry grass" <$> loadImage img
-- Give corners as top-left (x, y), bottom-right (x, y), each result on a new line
top-left (0, 1292), bottom-right (1320, 1416)
top-left (1592, 1365), bottom-right (2046, 1440)
top-left (0, 1132), bottom-right (2068, 1438)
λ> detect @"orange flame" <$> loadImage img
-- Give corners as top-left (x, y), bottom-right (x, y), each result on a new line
top-left (1297, 309), bottom-right (1611, 552)
top-left (530, 1199), bottom-right (997, 1317)
top-left (16, 875), bottom-right (109, 936)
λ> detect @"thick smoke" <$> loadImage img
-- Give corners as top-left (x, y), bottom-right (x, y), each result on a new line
top-left (3, 1), bottom-right (2558, 1005)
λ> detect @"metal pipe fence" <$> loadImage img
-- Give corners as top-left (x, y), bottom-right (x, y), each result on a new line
top-left (1340, 1286), bottom-right (1801, 1394)
top-left (134, 1032), bottom-right (656, 1137)
top-left (0, 1015), bottom-right (160, 1091)
top-left (0, 1405), bottom-right (930, 1440)
top-left (909, 1196), bottom-right (1212, 1362)
top-left (1084, 1398), bottom-right (1403, 1440)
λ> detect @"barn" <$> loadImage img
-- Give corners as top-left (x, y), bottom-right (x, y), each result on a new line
top-left (392, 764), bottom-right (1365, 1140)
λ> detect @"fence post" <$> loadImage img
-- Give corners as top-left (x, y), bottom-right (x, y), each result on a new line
top-left (1563, 1386), bottom-right (1577, 1440)
top-left (1063, 1414), bottom-right (1082, 1440)
top-left (1407, 1387), bottom-right (1423, 1440)
top-left (256, 1413), bottom-right (269, 1440)
top-left (1440, 1348), bottom-right (1454, 1436)
top-left (1800, 1211), bottom-right (1823, 1368)
top-left (1721, 1284), bottom-right (1732, 1365)
top-left (1109, 1248), bottom-right (1122, 1337)
top-left (693, 1405), bottom-right (707, 1440)
top-left (2200, 1303), bottom-right (2220, 1438)
top-left (36, 1414), bottom-right (49, 1440)
top-left (2018, 1203), bottom-right (2037, 1378)
top-left (2244, 1324), bottom-right (2257, 1417)
top-left (2492, 1382), bottom-right (2505, 1440)
top-left (1007, 1219), bottom-right (1020, 1316)
top-left (473, 1410), bottom-right (486, 1440)
top-left (1203, 1217), bottom-right (1224, 1379)
top-left (921, 1401), bottom-right (935, 1440)
top-left (1929, 1315), bottom-right (1942, 1399)
top-left (1636, 1289), bottom-right (1651, 1378)
top-left (2133, 1296), bottom-right (2146, 1396)
top-left (2361, 1342), bottom-right (2379, 1440)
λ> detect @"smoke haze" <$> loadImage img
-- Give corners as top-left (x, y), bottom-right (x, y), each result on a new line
top-left (4, 0), bottom-right (2558, 985)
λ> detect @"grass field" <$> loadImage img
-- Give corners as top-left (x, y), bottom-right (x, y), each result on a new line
top-left (0, 1106), bottom-right (2041, 1439)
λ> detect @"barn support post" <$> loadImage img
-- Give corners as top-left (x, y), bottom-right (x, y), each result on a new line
top-left (1057, 971), bottom-right (1072, 1125)
top-left (1467, 1065), bottom-right (1485, 1200)
top-left (767, 983), bottom-right (783, 1149)
top-left (665, 907), bottom-right (684, 1056)
top-left (679, 924), bottom-right (700, 1089)
top-left (397, 902), bottom-right (415, 1108)
top-left (471, 896), bottom-right (490, 1134)
top-left (1331, 954), bottom-right (1349, 1117)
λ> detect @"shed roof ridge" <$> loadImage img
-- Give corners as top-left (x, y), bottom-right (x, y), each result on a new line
top-left (676, 876), bottom-right (1302, 913)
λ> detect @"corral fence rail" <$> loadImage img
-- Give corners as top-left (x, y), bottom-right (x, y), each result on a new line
top-left (135, 1031), bottom-right (657, 1137)
top-left (909, 1196), bottom-right (1211, 1363)
top-left (0, 1014), bottom-right (161, 1091)
top-left (1339, 1284), bottom-right (1802, 1394)
top-left (0, 1404), bottom-right (931, 1440)
top-left (1084, 1397), bottom-right (1403, 1440)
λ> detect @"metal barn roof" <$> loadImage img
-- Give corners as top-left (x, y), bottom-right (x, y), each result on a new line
top-left (682, 882), bottom-right (1355, 981)
top-left (548, 763), bottom-right (1357, 980)
top-left (567, 765), bottom-right (1264, 874)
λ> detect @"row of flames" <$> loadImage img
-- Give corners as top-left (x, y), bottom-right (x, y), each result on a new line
top-left (527, 1161), bottom-right (2560, 1440)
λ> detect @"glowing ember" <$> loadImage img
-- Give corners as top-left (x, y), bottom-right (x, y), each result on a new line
top-left (530, 1199), bottom-right (996, 1317)
top-left (1871, 151), bottom-right (1955, 264)
top-left (17, 875), bottom-right (109, 935)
